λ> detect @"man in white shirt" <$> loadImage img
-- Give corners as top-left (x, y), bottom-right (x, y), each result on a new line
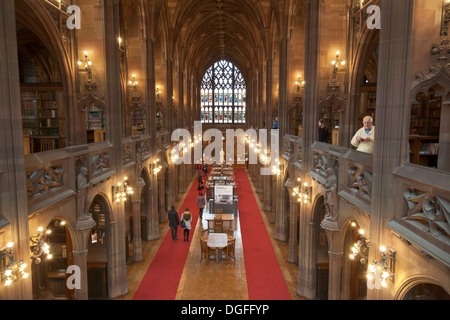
top-left (351, 116), bottom-right (375, 154)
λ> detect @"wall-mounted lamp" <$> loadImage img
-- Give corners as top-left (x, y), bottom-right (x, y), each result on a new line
top-left (292, 177), bottom-right (312, 204)
top-left (366, 246), bottom-right (396, 289)
top-left (78, 51), bottom-right (93, 83)
top-left (349, 224), bottom-right (369, 264)
top-left (295, 74), bottom-right (305, 93)
top-left (156, 87), bottom-right (161, 103)
top-left (118, 36), bottom-right (125, 51)
top-left (128, 74), bottom-right (138, 93)
top-left (152, 159), bottom-right (162, 175)
top-left (30, 227), bottom-right (52, 264)
top-left (331, 51), bottom-right (346, 77)
top-left (112, 177), bottom-right (134, 203)
top-left (272, 159), bottom-right (282, 176)
top-left (1, 242), bottom-right (28, 286)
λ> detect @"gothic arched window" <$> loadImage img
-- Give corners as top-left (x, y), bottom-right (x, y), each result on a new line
top-left (200, 60), bottom-right (246, 124)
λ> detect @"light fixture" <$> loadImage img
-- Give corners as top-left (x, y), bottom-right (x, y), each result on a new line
top-left (349, 225), bottom-right (369, 264)
top-left (272, 159), bottom-right (281, 176)
top-left (128, 74), bottom-right (138, 92)
top-left (30, 227), bottom-right (52, 264)
top-left (295, 74), bottom-right (305, 93)
top-left (366, 246), bottom-right (396, 289)
top-left (112, 177), bottom-right (133, 203)
top-left (292, 177), bottom-right (312, 204)
top-left (152, 158), bottom-right (162, 175)
top-left (1, 242), bottom-right (28, 286)
top-left (156, 86), bottom-right (161, 102)
top-left (331, 51), bottom-right (346, 73)
top-left (77, 51), bottom-right (93, 83)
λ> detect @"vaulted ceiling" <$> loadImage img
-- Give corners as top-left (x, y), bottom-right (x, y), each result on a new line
top-left (164, 0), bottom-right (275, 82)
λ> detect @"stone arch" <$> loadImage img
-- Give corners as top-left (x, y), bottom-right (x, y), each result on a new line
top-left (345, 26), bottom-right (380, 147)
top-left (395, 275), bottom-right (450, 300)
top-left (86, 193), bottom-right (113, 299)
top-left (310, 194), bottom-right (329, 300)
top-left (15, 0), bottom-right (77, 146)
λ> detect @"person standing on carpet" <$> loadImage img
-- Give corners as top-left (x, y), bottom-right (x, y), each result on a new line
top-left (197, 192), bottom-right (206, 220)
top-left (181, 208), bottom-right (192, 242)
top-left (203, 163), bottom-right (208, 178)
top-left (168, 205), bottom-right (179, 240)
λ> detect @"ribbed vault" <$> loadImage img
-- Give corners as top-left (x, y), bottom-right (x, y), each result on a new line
top-left (166, 0), bottom-right (273, 84)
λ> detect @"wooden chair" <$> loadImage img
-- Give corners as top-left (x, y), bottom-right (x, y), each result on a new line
top-left (200, 238), bottom-right (209, 262)
top-left (40, 139), bottom-right (54, 152)
top-left (213, 216), bottom-right (223, 233)
top-left (225, 239), bottom-right (236, 261)
top-left (214, 209), bottom-right (223, 215)
top-left (201, 229), bottom-right (209, 240)
top-left (227, 228), bottom-right (234, 238)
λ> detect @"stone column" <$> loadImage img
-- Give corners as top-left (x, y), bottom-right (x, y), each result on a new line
top-left (103, 0), bottom-right (128, 298)
top-left (147, 171), bottom-right (160, 241)
top-left (327, 250), bottom-right (343, 300)
top-left (287, 186), bottom-right (300, 264)
top-left (0, 0), bottom-right (32, 299)
top-left (369, 0), bottom-right (414, 300)
top-left (72, 249), bottom-right (89, 300)
top-left (158, 174), bottom-right (166, 222)
top-left (131, 178), bottom-right (145, 262)
top-left (264, 57), bottom-right (273, 211)
top-left (321, 218), bottom-right (341, 300)
top-left (297, 0), bottom-right (320, 299)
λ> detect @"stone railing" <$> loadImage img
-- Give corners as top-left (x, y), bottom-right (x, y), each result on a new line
top-left (24, 133), bottom-right (168, 216)
top-left (388, 164), bottom-right (450, 269)
top-left (309, 142), bottom-right (373, 216)
top-left (25, 141), bottom-right (114, 215)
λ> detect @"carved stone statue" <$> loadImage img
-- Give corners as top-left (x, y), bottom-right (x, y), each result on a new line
top-left (77, 166), bottom-right (92, 219)
top-left (324, 167), bottom-right (338, 221)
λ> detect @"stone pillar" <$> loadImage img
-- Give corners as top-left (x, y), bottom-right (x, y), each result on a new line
top-left (131, 178), bottom-right (145, 262)
top-left (103, 0), bottom-right (128, 298)
top-left (287, 186), bottom-right (300, 264)
top-left (147, 172), bottom-right (160, 241)
top-left (369, 0), bottom-right (414, 300)
top-left (321, 219), bottom-right (342, 300)
top-left (0, 0), bottom-right (32, 299)
top-left (297, 0), bottom-right (320, 300)
top-left (327, 250), bottom-right (343, 300)
top-left (72, 249), bottom-right (89, 300)
top-left (158, 174), bottom-right (166, 222)
top-left (264, 57), bottom-right (273, 211)
top-left (274, 161), bottom-right (288, 241)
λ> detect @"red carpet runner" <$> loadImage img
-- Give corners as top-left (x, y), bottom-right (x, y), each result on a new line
top-left (133, 169), bottom-right (290, 300)
top-left (133, 174), bottom-right (200, 300)
top-left (235, 169), bottom-right (291, 300)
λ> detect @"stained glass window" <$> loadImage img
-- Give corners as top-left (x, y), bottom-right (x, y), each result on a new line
top-left (200, 60), bottom-right (246, 124)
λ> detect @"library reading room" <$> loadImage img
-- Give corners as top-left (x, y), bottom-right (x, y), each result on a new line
top-left (0, 0), bottom-right (449, 306)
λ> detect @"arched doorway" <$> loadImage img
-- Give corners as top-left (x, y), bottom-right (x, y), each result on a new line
top-left (32, 218), bottom-right (74, 300)
top-left (314, 196), bottom-right (329, 300)
top-left (403, 283), bottom-right (450, 300)
top-left (342, 220), bottom-right (368, 300)
top-left (86, 195), bottom-right (110, 300)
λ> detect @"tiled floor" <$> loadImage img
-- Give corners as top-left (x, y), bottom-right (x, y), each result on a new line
top-left (116, 170), bottom-right (305, 300)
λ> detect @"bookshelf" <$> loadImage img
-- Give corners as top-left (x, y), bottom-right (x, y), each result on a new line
top-left (20, 85), bottom-right (64, 153)
top-left (359, 86), bottom-right (376, 123)
top-left (409, 91), bottom-right (441, 168)
top-left (131, 109), bottom-right (145, 134)
top-left (87, 104), bottom-right (105, 143)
